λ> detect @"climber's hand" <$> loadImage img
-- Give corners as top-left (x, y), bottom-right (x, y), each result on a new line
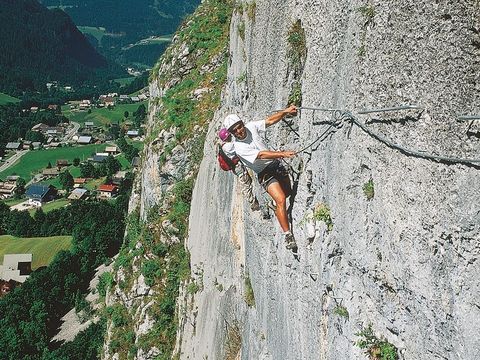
top-left (281, 151), bottom-right (296, 158)
top-left (285, 105), bottom-right (298, 116)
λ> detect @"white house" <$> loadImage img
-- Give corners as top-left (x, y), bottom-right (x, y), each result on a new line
top-left (0, 254), bottom-right (32, 283)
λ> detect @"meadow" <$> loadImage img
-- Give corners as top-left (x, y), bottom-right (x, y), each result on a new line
top-left (77, 26), bottom-right (106, 43)
top-left (62, 101), bottom-right (148, 127)
top-left (114, 77), bottom-right (136, 86)
top-left (0, 144), bottom-right (103, 181)
top-left (28, 199), bottom-right (70, 216)
top-left (0, 92), bottom-right (20, 105)
top-left (0, 235), bottom-right (72, 270)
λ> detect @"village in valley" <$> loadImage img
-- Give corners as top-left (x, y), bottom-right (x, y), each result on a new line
top-left (0, 88), bottom-right (147, 289)
top-left (0, 88), bottom-right (149, 210)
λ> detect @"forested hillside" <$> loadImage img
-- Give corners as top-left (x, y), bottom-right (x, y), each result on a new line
top-left (0, 0), bottom-right (123, 95)
top-left (0, 199), bottom-right (130, 359)
top-left (40, 0), bottom-right (200, 42)
top-left (39, 0), bottom-right (201, 67)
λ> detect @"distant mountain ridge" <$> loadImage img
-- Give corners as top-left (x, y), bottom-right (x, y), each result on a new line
top-left (0, 0), bottom-right (123, 95)
top-left (39, 0), bottom-right (201, 44)
top-left (39, 0), bottom-right (201, 67)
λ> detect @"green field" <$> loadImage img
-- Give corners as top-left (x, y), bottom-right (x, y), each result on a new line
top-left (62, 101), bottom-right (148, 127)
top-left (0, 92), bottom-right (20, 105)
top-left (130, 140), bottom-right (144, 151)
top-left (134, 35), bottom-right (173, 46)
top-left (41, 157), bottom-right (127, 190)
top-left (0, 235), bottom-right (72, 270)
top-left (77, 26), bottom-right (106, 43)
top-left (114, 77), bottom-right (136, 86)
top-left (117, 155), bottom-right (130, 169)
top-left (3, 198), bottom-right (24, 207)
top-left (0, 144), bottom-right (103, 181)
top-left (28, 199), bottom-right (70, 216)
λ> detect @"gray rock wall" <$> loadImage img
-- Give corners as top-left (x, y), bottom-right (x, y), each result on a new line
top-left (177, 1), bottom-right (480, 359)
top-left (102, 0), bottom-right (477, 359)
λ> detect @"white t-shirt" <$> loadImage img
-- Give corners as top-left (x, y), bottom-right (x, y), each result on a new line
top-left (221, 142), bottom-right (236, 159)
top-left (233, 120), bottom-right (272, 173)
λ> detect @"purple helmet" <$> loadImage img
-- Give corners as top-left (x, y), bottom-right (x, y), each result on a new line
top-left (218, 128), bottom-right (230, 141)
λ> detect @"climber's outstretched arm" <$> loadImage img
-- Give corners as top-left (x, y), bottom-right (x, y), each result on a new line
top-left (257, 150), bottom-right (296, 159)
top-left (265, 105), bottom-right (297, 127)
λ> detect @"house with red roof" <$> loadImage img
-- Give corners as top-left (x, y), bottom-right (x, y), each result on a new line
top-left (97, 184), bottom-right (118, 199)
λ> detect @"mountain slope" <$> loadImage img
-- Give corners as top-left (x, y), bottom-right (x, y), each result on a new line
top-left (0, 0), bottom-right (122, 94)
top-left (39, 0), bottom-right (201, 68)
top-left (39, 0), bottom-right (201, 45)
top-left (134, 0), bottom-right (480, 359)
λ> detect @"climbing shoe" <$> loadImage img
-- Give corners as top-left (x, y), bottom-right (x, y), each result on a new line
top-left (284, 232), bottom-right (298, 252)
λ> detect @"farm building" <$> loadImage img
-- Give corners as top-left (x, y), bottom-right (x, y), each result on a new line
top-left (77, 136), bottom-right (92, 145)
top-left (31, 123), bottom-right (49, 132)
top-left (5, 142), bottom-right (22, 151)
top-left (126, 130), bottom-right (139, 138)
top-left (68, 188), bottom-right (88, 200)
top-left (97, 184), bottom-right (118, 199)
top-left (73, 178), bottom-right (87, 188)
top-left (42, 168), bottom-right (59, 177)
top-left (102, 97), bottom-right (115, 107)
top-left (93, 153), bottom-right (109, 163)
top-left (25, 183), bottom-right (57, 206)
top-left (0, 181), bottom-right (16, 199)
top-left (0, 254), bottom-right (32, 283)
top-left (105, 146), bottom-right (119, 155)
top-left (56, 159), bottom-right (69, 168)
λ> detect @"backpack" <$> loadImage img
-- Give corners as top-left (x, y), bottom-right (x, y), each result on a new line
top-left (218, 145), bottom-right (239, 171)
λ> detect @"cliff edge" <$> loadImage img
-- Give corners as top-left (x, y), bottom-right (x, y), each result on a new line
top-left (105, 1), bottom-right (480, 359)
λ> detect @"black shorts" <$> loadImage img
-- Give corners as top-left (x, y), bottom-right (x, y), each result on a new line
top-left (257, 160), bottom-right (289, 190)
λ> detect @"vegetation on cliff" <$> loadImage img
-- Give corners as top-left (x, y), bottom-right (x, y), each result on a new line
top-left (103, 1), bottom-right (234, 359)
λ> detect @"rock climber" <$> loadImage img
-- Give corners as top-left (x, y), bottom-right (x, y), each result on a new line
top-left (223, 105), bottom-right (298, 252)
top-left (218, 128), bottom-right (260, 211)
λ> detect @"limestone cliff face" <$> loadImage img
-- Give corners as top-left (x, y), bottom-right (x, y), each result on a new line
top-left (112, 0), bottom-right (480, 359)
top-left (102, 2), bottom-right (232, 359)
top-left (171, 1), bottom-right (480, 360)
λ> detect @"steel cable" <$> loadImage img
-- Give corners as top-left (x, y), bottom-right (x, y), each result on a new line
top-left (294, 106), bottom-right (480, 166)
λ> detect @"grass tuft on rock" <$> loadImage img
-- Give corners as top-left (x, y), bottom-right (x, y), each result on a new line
top-left (356, 324), bottom-right (398, 360)
top-left (244, 274), bottom-right (256, 307)
top-left (363, 179), bottom-right (375, 200)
